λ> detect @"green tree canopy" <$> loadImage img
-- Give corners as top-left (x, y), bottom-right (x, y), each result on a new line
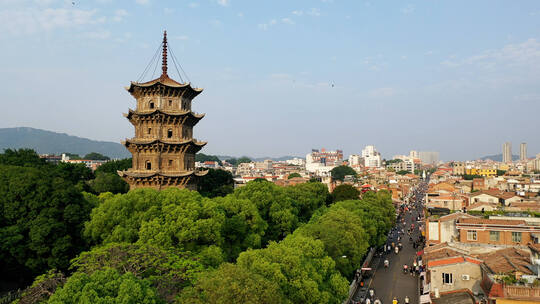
top-left (0, 165), bottom-right (93, 285)
top-left (63, 152), bottom-right (81, 160)
top-left (396, 170), bottom-right (409, 175)
top-left (83, 152), bottom-right (110, 160)
top-left (237, 234), bottom-right (349, 304)
top-left (237, 157), bottom-right (252, 164)
top-left (232, 180), bottom-right (298, 244)
top-left (195, 153), bottom-right (222, 165)
top-left (197, 169), bottom-right (234, 198)
top-left (47, 268), bottom-right (162, 304)
top-left (95, 158), bottom-right (132, 174)
top-left (84, 188), bottom-right (267, 266)
top-left (89, 172), bottom-right (129, 194)
top-left (287, 173), bottom-right (302, 179)
top-left (178, 263), bottom-right (283, 304)
top-left (333, 191), bottom-right (395, 247)
top-left (71, 243), bottom-right (203, 302)
top-left (297, 207), bottom-right (369, 279)
top-left (226, 157), bottom-right (252, 166)
top-left (284, 182), bottom-right (330, 222)
top-left (330, 184), bottom-right (360, 203)
top-left (0, 148), bottom-right (47, 167)
top-left (330, 166), bottom-right (356, 181)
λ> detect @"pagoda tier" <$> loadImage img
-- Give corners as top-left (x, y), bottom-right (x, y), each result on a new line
top-left (126, 76), bottom-right (203, 100)
top-left (118, 169), bottom-right (208, 190)
top-left (124, 109), bottom-right (205, 127)
top-left (118, 31), bottom-right (207, 191)
top-left (123, 138), bottom-right (207, 154)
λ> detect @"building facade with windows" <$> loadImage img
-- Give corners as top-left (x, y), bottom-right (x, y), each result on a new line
top-left (361, 145), bottom-right (382, 168)
top-left (457, 218), bottom-right (540, 246)
top-left (503, 142), bottom-right (512, 163)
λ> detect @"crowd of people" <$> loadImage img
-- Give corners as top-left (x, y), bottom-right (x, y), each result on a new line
top-left (354, 181), bottom-right (428, 304)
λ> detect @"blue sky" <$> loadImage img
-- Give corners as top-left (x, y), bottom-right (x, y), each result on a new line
top-left (1, 0), bottom-right (539, 160)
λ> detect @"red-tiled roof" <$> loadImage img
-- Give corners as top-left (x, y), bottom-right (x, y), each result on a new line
top-left (427, 256), bottom-right (482, 267)
top-left (458, 218), bottom-right (526, 225)
top-left (476, 247), bottom-right (532, 275)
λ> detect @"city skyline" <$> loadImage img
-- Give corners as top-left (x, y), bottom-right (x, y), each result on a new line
top-left (1, 0), bottom-right (539, 161)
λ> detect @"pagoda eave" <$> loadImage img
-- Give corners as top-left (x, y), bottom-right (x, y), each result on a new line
top-left (123, 138), bottom-right (207, 147)
top-left (126, 76), bottom-right (202, 99)
top-left (118, 169), bottom-right (206, 178)
top-left (125, 109), bottom-right (205, 120)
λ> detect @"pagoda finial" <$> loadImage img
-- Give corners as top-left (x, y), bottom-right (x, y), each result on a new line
top-left (161, 30), bottom-right (168, 77)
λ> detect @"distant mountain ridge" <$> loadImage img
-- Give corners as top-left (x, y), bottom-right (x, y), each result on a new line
top-left (0, 127), bottom-right (130, 159)
top-left (215, 155), bottom-right (303, 162)
top-left (479, 153), bottom-right (519, 162)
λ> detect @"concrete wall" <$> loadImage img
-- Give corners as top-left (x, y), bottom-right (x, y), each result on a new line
top-left (430, 262), bottom-right (482, 294)
top-left (429, 221), bottom-right (439, 242)
top-left (440, 220), bottom-right (458, 243)
top-left (459, 229), bottom-right (532, 246)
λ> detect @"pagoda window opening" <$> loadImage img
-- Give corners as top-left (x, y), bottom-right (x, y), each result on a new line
top-left (146, 161), bottom-right (152, 170)
top-left (167, 129), bottom-right (173, 138)
top-left (168, 100), bottom-right (173, 107)
top-left (148, 127), bottom-right (152, 135)
top-left (168, 159), bottom-right (173, 168)
top-left (149, 101), bottom-right (155, 109)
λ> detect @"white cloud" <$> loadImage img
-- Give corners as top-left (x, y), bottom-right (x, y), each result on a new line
top-left (401, 4), bottom-right (415, 14)
top-left (0, 8), bottom-right (105, 35)
top-left (210, 19), bottom-right (222, 27)
top-left (237, 12), bottom-right (243, 17)
top-left (307, 8), bottom-right (320, 16)
top-left (513, 94), bottom-right (540, 103)
top-left (173, 35), bottom-right (189, 40)
top-left (163, 7), bottom-right (174, 14)
top-left (113, 9), bottom-right (128, 22)
top-left (34, 0), bottom-right (56, 5)
top-left (269, 73), bottom-right (292, 79)
top-left (369, 87), bottom-right (396, 98)
top-left (292, 10), bottom-right (303, 16)
top-left (114, 32), bottom-right (132, 43)
top-left (84, 29), bottom-right (110, 39)
top-left (217, 0), bottom-right (228, 6)
top-left (188, 2), bottom-right (199, 8)
top-left (281, 18), bottom-right (294, 25)
top-left (442, 38), bottom-right (540, 69)
top-left (135, 0), bottom-right (149, 5)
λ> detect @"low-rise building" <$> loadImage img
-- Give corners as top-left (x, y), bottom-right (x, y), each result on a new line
top-left (426, 213), bottom-right (477, 245)
top-left (457, 218), bottom-right (540, 246)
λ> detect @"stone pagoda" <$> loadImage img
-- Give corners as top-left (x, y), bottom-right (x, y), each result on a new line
top-left (118, 31), bottom-right (207, 190)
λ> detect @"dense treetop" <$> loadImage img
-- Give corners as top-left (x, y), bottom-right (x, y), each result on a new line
top-left (330, 165), bottom-right (356, 181)
top-left (1, 149), bottom-right (397, 304)
top-left (195, 153), bottom-right (222, 165)
top-left (331, 184), bottom-right (360, 203)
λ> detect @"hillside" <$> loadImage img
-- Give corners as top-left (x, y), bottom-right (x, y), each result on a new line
top-left (0, 127), bottom-right (130, 159)
top-left (479, 153), bottom-right (519, 162)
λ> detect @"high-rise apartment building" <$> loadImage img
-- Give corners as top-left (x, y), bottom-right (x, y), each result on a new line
top-left (305, 148), bottom-right (343, 174)
top-left (520, 143), bottom-right (527, 161)
top-left (418, 151), bottom-right (439, 165)
top-left (503, 142), bottom-right (512, 163)
top-left (361, 145), bottom-right (382, 168)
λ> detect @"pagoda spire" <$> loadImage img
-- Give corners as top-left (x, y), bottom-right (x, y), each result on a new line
top-left (161, 30), bottom-right (168, 77)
